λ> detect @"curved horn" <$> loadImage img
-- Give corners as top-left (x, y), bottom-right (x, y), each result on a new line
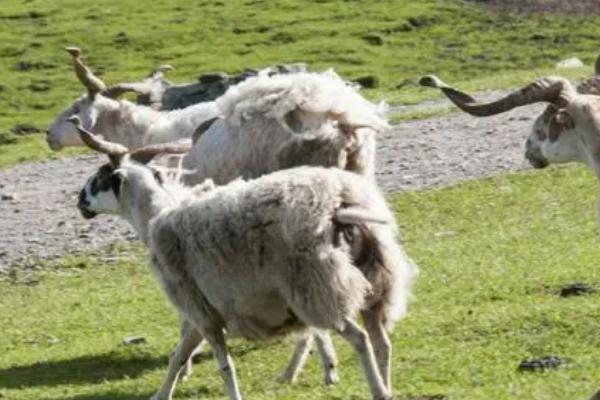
top-left (68, 116), bottom-right (128, 165)
top-left (65, 47), bottom-right (106, 96)
top-left (192, 116), bottom-right (221, 145)
top-left (419, 75), bottom-right (576, 117)
top-left (102, 65), bottom-right (173, 99)
top-left (147, 64), bottom-right (174, 80)
top-left (129, 141), bottom-right (192, 165)
top-left (102, 82), bottom-right (152, 99)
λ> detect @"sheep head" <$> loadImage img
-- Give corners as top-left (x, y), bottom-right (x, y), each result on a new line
top-left (47, 48), bottom-right (173, 150)
top-left (419, 74), bottom-right (589, 170)
top-left (71, 116), bottom-right (191, 219)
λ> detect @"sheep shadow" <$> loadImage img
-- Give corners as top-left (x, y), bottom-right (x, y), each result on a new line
top-left (0, 351), bottom-right (165, 389)
top-left (0, 343), bottom-right (264, 390)
top-left (50, 386), bottom-right (212, 400)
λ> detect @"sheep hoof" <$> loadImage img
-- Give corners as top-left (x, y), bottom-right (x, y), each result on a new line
top-left (324, 371), bottom-right (339, 385)
top-left (276, 371), bottom-right (295, 384)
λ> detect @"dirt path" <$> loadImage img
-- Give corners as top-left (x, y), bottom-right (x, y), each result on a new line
top-left (0, 99), bottom-right (545, 270)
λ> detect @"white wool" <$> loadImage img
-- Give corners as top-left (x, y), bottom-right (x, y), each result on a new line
top-left (216, 71), bottom-right (389, 131)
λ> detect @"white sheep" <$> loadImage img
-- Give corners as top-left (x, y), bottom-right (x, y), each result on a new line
top-left (73, 121), bottom-right (416, 400)
top-left (46, 48), bottom-right (219, 150)
top-left (181, 68), bottom-right (388, 184)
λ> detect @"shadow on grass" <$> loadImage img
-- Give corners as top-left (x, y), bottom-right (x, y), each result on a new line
top-left (59, 386), bottom-right (213, 400)
top-left (0, 343), bottom-right (264, 390)
top-left (0, 351), bottom-right (166, 389)
top-left (60, 392), bottom-right (154, 400)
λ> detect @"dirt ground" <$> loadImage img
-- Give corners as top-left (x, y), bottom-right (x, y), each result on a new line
top-left (470, 0), bottom-right (600, 14)
top-left (0, 95), bottom-right (546, 270)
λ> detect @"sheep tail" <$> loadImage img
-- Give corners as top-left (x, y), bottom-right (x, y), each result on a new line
top-left (333, 205), bottom-right (417, 331)
top-left (334, 206), bottom-right (391, 225)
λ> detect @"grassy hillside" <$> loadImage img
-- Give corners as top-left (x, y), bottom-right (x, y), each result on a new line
top-left (2, 165), bottom-right (600, 399)
top-left (1, 0), bottom-right (600, 166)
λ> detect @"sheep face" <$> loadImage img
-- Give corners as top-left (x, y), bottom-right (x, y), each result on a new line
top-left (78, 163), bottom-right (122, 218)
top-left (78, 161), bottom-right (165, 220)
top-left (525, 105), bottom-right (584, 169)
top-left (47, 94), bottom-right (118, 150)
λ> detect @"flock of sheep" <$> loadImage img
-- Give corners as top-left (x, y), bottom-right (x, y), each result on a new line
top-left (43, 47), bottom-right (600, 399)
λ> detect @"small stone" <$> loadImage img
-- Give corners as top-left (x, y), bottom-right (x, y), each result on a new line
top-left (1, 193), bottom-right (16, 201)
top-left (352, 75), bottom-right (379, 89)
top-left (362, 33), bottom-right (384, 46)
top-left (560, 283), bottom-right (595, 297)
top-left (556, 57), bottom-right (584, 69)
top-left (122, 336), bottom-right (146, 346)
top-left (518, 356), bottom-right (564, 371)
top-left (47, 337), bottom-right (60, 345)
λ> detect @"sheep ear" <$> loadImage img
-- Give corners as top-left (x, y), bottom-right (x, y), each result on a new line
top-left (548, 110), bottom-right (575, 142)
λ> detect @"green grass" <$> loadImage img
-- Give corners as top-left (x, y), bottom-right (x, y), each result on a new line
top-left (2, 0), bottom-right (600, 167)
top-left (3, 165), bottom-right (600, 399)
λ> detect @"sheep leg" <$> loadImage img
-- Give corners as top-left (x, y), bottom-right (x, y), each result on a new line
top-left (278, 334), bottom-right (314, 383)
top-left (203, 329), bottom-right (243, 400)
top-left (179, 318), bottom-right (206, 382)
top-left (338, 319), bottom-right (392, 400)
top-left (314, 331), bottom-right (339, 385)
top-left (361, 310), bottom-right (392, 391)
top-left (180, 340), bottom-right (206, 382)
top-left (150, 320), bottom-right (204, 400)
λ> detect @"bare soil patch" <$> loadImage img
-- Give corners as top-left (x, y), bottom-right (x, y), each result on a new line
top-left (470, 0), bottom-right (600, 14)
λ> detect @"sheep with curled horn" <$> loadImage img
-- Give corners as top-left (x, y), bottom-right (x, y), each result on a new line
top-left (420, 72), bottom-right (600, 224)
top-left (73, 117), bottom-right (417, 400)
top-left (71, 115), bottom-right (343, 386)
top-left (46, 47), bottom-right (219, 150)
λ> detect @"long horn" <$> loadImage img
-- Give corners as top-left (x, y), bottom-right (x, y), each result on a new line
top-left (68, 116), bottom-right (128, 165)
top-left (65, 47), bottom-right (106, 96)
top-left (102, 65), bottom-right (173, 99)
top-left (146, 64), bottom-right (174, 80)
top-left (102, 82), bottom-right (152, 99)
top-left (129, 141), bottom-right (192, 165)
top-left (419, 75), bottom-right (576, 117)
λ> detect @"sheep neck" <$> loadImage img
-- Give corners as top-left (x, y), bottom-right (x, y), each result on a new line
top-left (125, 181), bottom-right (184, 246)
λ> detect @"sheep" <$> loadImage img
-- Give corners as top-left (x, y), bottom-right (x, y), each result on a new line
top-left (180, 68), bottom-right (388, 184)
top-left (155, 69), bottom-right (389, 383)
top-left (58, 50), bottom-right (388, 385)
top-left (73, 119), bottom-right (416, 400)
top-left (419, 73), bottom-right (600, 217)
top-left (46, 47), bottom-right (219, 150)
top-left (418, 73), bottom-right (600, 169)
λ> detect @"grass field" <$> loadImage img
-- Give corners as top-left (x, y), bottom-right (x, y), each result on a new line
top-left (1, 0), bottom-right (600, 166)
top-left (2, 164), bottom-right (600, 400)
top-left (3, 1), bottom-right (600, 399)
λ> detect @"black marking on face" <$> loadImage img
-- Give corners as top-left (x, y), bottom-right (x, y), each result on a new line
top-left (90, 164), bottom-right (117, 196)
